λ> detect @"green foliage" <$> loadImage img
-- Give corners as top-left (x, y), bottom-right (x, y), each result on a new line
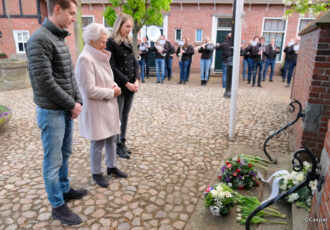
top-left (283, 0), bottom-right (329, 18)
top-left (204, 192), bottom-right (214, 207)
top-left (104, 0), bottom-right (172, 30)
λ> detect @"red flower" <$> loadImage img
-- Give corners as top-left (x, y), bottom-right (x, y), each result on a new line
top-left (226, 164), bottom-right (232, 169)
top-left (233, 172), bottom-right (237, 177)
top-left (236, 169), bottom-right (240, 173)
top-left (252, 177), bottom-right (256, 180)
top-left (218, 176), bottom-right (221, 180)
top-left (238, 186), bottom-right (244, 190)
top-left (248, 164), bottom-right (253, 168)
top-left (226, 161), bottom-right (229, 165)
top-left (256, 181), bottom-right (260, 186)
top-left (237, 158), bottom-right (241, 163)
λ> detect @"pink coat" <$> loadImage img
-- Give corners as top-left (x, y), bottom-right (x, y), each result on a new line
top-left (75, 45), bottom-right (120, 141)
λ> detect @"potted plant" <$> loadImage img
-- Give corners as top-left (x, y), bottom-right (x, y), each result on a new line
top-left (0, 105), bottom-right (12, 128)
top-left (0, 53), bottom-right (7, 59)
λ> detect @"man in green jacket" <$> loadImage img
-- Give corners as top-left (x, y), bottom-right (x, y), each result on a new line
top-left (26, 0), bottom-right (87, 225)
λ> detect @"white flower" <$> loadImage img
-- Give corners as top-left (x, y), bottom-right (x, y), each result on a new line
top-left (233, 157), bottom-right (237, 161)
top-left (237, 213), bottom-right (242, 217)
top-left (287, 193), bottom-right (299, 202)
top-left (309, 180), bottom-right (318, 193)
top-left (308, 0), bottom-right (312, 4)
top-left (211, 190), bottom-right (218, 197)
top-left (296, 173), bottom-right (304, 182)
top-left (236, 216), bottom-right (242, 221)
top-left (236, 208), bottom-right (241, 213)
top-left (228, 183), bottom-right (232, 188)
top-left (306, 197), bottom-right (312, 206)
top-left (303, 161), bottom-right (311, 170)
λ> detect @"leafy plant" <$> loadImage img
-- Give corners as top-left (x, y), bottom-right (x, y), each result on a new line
top-left (282, 0), bottom-right (329, 18)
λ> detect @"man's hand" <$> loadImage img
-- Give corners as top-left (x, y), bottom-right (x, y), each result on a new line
top-left (133, 80), bottom-right (139, 92)
top-left (71, 103), bottom-right (82, 119)
top-left (113, 84), bottom-right (121, 97)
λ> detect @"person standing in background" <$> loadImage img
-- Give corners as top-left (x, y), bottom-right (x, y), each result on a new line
top-left (164, 37), bottom-right (176, 81)
top-left (218, 33), bottom-right (231, 88)
top-left (106, 13), bottom-right (140, 159)
top-left (282, 37), bottom-right (300, 87)
top-left (263, 38), bottom-right (279, 82)
top-left (26, 0), bottom-right (87, 225)
top-left (198, 36), bottom-right (215, 85)
top-left (138, 38), bottom-right (149, 83)
top-left (176, 38), bottom-right (194, 84)
top-left (244, 36), bottom-right (259, 84)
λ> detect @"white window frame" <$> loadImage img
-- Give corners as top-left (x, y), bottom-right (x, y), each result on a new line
top-left (81, 15), bottom-right (95, 29)
top-left (195, 29), bottom-right (203, 42)
top-left (13, 30), bottom-right (29, 54)
top-left (297, 17), bottom-right (315, 35)
top-left (175, 29), bottom-right (182, 42)
top-left (262, 17), bottom-right (288, 63)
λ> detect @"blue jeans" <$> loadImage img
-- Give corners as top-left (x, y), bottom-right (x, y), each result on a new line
top-left (282, 60), bottom-right (296, 85)
top-left (179, 60), bottom-right (190, 82)
top-left (155, 58), bottom-right (165, 82)
top-left (138, 59), bottom-right (145, 81)
top-left (222, 62), bottom-right (228, 88)
top-left (253, 62), bottom-right (264, 86)
top-left (36, 106), bottom-right (73, 208)
top-left (200, 58), bottom-right (212, 81)
top-left (243, 59), bottom-right (248, 81)
top-left (247, 58), bottom-right (255, 82)
top-left (263, 59), bottom-right (275, 81)
top-left (165, 57), bottom-right (173, 79)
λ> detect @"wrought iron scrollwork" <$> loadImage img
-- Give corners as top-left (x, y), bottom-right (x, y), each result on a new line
top-left (263, 99), bottom-right (305, 163)
top-left (245, 147), bottom-right (318, 230)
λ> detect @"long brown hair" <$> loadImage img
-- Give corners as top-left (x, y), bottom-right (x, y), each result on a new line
top-left (112, 13), bottom-right (134, 45)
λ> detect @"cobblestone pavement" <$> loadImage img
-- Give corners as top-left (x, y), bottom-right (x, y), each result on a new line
top-left (0, 74), bottom-right (291, 230)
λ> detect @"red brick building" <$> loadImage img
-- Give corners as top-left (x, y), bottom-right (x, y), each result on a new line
top-left (0, 0), bottom-right (315, 74)
top-left (290, 11), bottom-right (329, 230)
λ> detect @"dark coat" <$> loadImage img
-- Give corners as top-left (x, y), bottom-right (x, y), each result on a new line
top-left (26, 18), bottom-right (82, 111)
top-left (176, 45), bottom-right (194, 61)
top-left (198, 43), bottom-right (215, 60)
top-left (106, 38), bottom-right (139, 95)
top-left (284, 45), bottom-right (298, 62)
top-left (138, 42), bottom-right (149, 60)
top-left (251, 43), bottom-right (266, 62)
top-left (264, 44), bottom-right (280, 60)
top-left (165, 41), bottom-right (176, 59)
top-left (219, 39), bottom-right (231, 62)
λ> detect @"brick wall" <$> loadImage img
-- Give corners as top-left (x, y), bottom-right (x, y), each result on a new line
top-left (309, 120), bottom-right (330, 230)
top-left (291, 23), bottom-right (330, 158)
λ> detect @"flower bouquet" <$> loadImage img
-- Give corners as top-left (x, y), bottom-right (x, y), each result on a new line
top-left (278, 161), bottom-right (317, 211)
top-left (204, 183), bottom-right (235, 216)
top-left (0, 105), bottom-right (12, 128)
top-left (218, 155), bottom-right (268, 190)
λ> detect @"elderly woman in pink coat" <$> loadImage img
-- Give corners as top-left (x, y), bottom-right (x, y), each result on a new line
top-left (75, 23), bottom-right (127, 188)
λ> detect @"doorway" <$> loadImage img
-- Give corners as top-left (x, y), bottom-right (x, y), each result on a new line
top-left (214, 30), bottom-right (231, 72)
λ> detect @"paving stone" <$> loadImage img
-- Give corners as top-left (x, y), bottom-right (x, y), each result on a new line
top-left (118, 222), bottom-right (130, 230)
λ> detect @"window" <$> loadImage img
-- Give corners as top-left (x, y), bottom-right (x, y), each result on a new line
top-left (262, 18), bottom-right (287, 62)
top-left (175, 29), bottom-right (182, 41)
top-left (196, 29), bottom-right (203, 42)
top-left (81, 15), bottom-right (94, 28)
top-left (13, 30), bottom-right (29, 53)
top-left (103, 17), bottom-right (113, 33)
top-left (298, 18), bottom-right (315, 33)
top-left (217, 18), bottom-right (232, 29)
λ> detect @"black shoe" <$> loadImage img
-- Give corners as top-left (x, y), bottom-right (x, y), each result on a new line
top-left (141, 80), bottom-right (145, 83)
top-left (117, 144), bottom-right (130, 159)
top-left (63, 187), bottom-right (88, 202)
top-left (183, 81), bottom-right (186, 84)
top-left (282, 79), bottom-right (285, 82)
top-left (161, 81), bottom-right (164, 84)
top-left (156, 81), bottom-right (160, 84)
top-left (248, 80), bottom-right (251, 84)
top-left (107, 167), bottom-right (128, 178)
top-left (269, 79), bottom-right (273, 82)
top-left (178, 81), bottom-right (182, 84)
top-left (121, 140), bottom-right (132, 154)
top-left (92, 174), bottom-right (109, 188)
top-left (252, 83), bottom-right (255, 87)
top-left (52, 203), bottom-right (82, 225)
top-left (257, 85), bottom-right (262, 87)
top-left (201, 80), bottom-right (203, 85)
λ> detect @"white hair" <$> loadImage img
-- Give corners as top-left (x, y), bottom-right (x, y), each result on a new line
top-left (83, 23), bottom-right (111, 45)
